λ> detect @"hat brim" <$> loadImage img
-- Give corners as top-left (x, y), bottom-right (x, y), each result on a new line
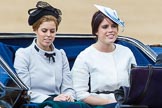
top-left (94, 4), bottom-right (125, 27)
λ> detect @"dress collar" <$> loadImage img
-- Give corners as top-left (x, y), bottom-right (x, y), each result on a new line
top-left (33, 38), bottom-right (56, 63)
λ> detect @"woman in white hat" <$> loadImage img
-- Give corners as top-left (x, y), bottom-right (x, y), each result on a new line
top-left (72, 4), bottom-right (137, 107)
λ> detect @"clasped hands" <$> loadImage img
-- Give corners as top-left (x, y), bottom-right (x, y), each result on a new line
top-left (53, 94), bottom-right (74, 102)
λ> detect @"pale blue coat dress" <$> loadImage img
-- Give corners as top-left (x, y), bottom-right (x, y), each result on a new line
top-left (14, 39), bottom-right (75, 103)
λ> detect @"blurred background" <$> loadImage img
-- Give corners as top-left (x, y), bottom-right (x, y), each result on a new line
top-left (0, 0), bottom-right (162, 44)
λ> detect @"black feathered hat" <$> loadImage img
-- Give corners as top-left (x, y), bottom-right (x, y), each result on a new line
top-left (28, 1), bottom-right (62, 25)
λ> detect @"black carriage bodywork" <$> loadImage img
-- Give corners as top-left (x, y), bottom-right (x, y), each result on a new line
top-left (0, 33), bottom-right (159, 107)
top-left (0, 56), bottom-right (29, 108)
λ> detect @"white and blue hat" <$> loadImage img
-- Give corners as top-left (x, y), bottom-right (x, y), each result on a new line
top-left (94, 4), bottom-right (125, 27)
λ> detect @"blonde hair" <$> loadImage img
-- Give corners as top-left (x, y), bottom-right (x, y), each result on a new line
top-left (32, 15), bottom-right (59, 31)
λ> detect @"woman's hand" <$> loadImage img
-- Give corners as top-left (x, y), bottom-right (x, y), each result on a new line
top-left (53, 94), bottom-right (74, 102)
top-left (83, 95), bottom-right (116, 105)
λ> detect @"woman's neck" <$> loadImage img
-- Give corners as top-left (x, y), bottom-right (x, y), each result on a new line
top-left (93, 42), bottom-right (116, 53)
top-left (36, 41), bottom-right (53, 51)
